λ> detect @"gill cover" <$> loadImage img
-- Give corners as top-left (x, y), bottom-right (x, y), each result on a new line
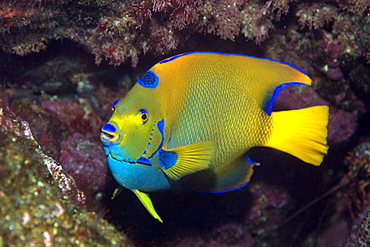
top-left (101, 71), bottom-right (164, 163)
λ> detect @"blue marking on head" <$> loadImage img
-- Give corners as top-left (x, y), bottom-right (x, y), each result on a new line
top-left (159, 51), bottom-right (309, 77)
top-left (263, 82), bottom-right (306, 115)
top-left (148, 119), bottom-right (165, 158)
top-left (102, 123), bottom-right (116, 133)
top-left (112, 100), bottom-right (120, 107)
top-left (137, 156), bottom-right (152, 165)
top-left (158, 150), bottom-right (178, 170)
top-left (183, 182), bottom-right (249, 193)
top-left (137, 70), bottom-right (159, 88)
top-left (138, 109), bottom-right (147, 114)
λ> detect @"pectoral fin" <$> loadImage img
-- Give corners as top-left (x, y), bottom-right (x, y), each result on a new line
top-left (159, 141), bottom-right (215, 181)
top-left (133, 190), bottom-right (163, 223)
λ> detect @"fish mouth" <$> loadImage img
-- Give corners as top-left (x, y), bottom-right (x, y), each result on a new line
top-left (100, 132), bottom-right (114, 141)
top-left (102, 119), bottom-right (165, 166)
top-left (101, 122), bottom-right (121, 145)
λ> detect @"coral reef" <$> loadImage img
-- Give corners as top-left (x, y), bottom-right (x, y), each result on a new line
top-left (0, 96), bottom-right (134, 246)
top-left (1, 0), bottom-right (370, 246)
top-left (359, 211), bottom-right (370, 247)
top-left (300, 137), bottom-right (370, 246)
top-left (1, 0), bottom-right (369, 67)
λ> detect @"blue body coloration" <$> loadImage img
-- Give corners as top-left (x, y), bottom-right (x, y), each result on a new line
top-left (106, 154), bottom-right (172, 191)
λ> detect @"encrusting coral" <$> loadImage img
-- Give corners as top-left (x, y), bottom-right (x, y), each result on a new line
top-left (1, 0), bottom-right (370, 246)
top-left (0, 96), bottom-right (134, 246)
top-left (1, 0), bottom-right (369, 66)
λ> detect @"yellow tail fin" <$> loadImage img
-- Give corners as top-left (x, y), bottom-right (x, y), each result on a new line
top-left (266, 106), bottom-right (329, 166)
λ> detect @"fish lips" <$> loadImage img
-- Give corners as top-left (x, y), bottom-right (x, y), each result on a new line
top-left (102, 142), bottom-right (152, 165)
top-left (100, 132), bottom-right (121, 146)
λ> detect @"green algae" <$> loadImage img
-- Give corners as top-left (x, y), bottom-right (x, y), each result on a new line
top-left (0, 117), bottom-right (134, 247)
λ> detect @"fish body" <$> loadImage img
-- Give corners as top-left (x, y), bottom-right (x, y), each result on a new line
top-left (101, 51), bottom-right (329, 222)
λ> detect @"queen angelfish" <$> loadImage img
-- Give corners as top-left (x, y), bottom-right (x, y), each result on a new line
top-left (101, 51), bottom-right (329, 222)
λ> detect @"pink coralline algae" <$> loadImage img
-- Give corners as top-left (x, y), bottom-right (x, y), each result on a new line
top-left (0, 98), bottom-right (86, 207)
top-left (40, 99), bottom-right (103, 141)
top-left (3, 92), bottom-right (112, 211)
top-left (275, 86), bottom-right (357, 143)
top-left (0, 96), bottom-right (134, 245)
top-left (59, 132), bottom-right (107, 207)
top-left (39, 98), bottom-right (109, 210)
top-left (1, 0), bottom-right (370, 246)
top-left (304, 137), bottom-right (370, 246)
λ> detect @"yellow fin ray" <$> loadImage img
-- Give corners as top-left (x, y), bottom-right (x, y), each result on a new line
top-left (133, 190), bottom-right (163, 223)
top-left (111, 186), bottom-right (123, 200)
top-left (266, 106), bottom-right (329, 166)
top-left (161, 141), bottom-right (215, 181)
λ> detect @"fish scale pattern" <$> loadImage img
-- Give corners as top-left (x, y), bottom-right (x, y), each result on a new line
top-left (169, 67), bottom-right (273, 170)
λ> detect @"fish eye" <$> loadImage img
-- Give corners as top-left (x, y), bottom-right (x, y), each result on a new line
top-left (111, 100), bottom-right (120, 111)
top-left (138, 109), bottom-right (148, 124)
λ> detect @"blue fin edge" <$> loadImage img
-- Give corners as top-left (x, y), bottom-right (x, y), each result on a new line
top-left (183, 182), bottom-right (249, 193)
top-left (263, 82), bottom-right (306, 115)
top-left (246, 156), bottom-right (256, 165)
top-left (159, 51), bottom-right (309, 77)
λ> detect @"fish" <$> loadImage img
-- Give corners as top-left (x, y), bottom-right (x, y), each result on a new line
top-left (100, 51), bottom-right (329, 222)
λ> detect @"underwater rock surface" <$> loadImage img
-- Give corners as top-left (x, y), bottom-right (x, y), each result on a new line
top-left (0, 99), bottom-right (134, 246)
top-left (0, 0), bottom-right (370, 246)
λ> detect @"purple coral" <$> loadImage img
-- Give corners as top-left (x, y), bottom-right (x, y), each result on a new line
top-left (0, 0), bottom-right (369, 67)
top-left (59, 133), bottom-right (108, 209)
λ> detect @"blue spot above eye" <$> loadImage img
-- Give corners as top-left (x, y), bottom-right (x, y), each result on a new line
top-left (112, 100), bottom-right (120, 107)
top-left (137, 70), bottom-right (159, 88)
top-left (138, 109), bottom-right (147, 114)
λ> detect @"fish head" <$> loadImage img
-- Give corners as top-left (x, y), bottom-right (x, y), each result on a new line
top-left (100, 89), bottom-right (165, 165)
